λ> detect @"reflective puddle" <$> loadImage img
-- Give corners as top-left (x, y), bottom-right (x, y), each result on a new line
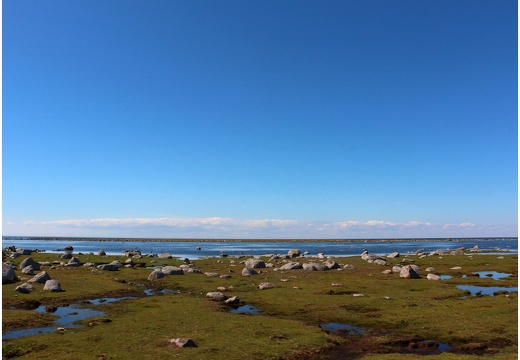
top-left (320, 322), bottom-right (364, 334)
top-left (229, 305), bottom-right (261, 314)
top-left (472, 271), bottom-right (512, 280)
top-left (144, 289), bottom-right (179, 296)
top-left (457, 285), bottom-right (518, 297)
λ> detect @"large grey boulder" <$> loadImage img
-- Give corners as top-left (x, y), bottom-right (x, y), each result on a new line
top-left (19, 258), bottom-right (40, 271)
top-left (15, 282), bottom-right (35, 294)
top-left (241, 267), bottom-right (258, 276)
top-left (109, 260), bottom-right (124, 269)
top-left (43, 279), bottom-right (62, 292)
top-left (98, 250), bottom-right (107, 256)
top-left (97, 264), bottom-right (119, 271)
top-left (280, 262), bottom-right (303, 270)
top-left (399, 265), bottom-right (421, 279)
top-left (287, 249), bottom-right (301, 258)
top-left (28, 271), bottom-right (52, 283)
top-left (124, 250), bottom-right (141, 257)
top-left (245, 259), bottom-right (266, 269)
top-left (161, 266), bottom-right (184, 275)
top-left (66, 257), bottom-right (82, 267)
top-left (324, 258), bottom-right (340, 270)
top-left (2, 263), bottom-right (17, 284)
top-left (148, 269), bottom-right (165, 281)
top-left (387, 252), bottom-right (400, 258)
top-left (158, 253), bottom-right (172, 259)
top-left (59, 252), bottom-right (73, 259)
top-left (303, 263), bottom-right (319, 271)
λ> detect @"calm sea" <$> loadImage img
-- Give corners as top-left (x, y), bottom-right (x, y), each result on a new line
top-left (2, 237), bottom-right (517, 259)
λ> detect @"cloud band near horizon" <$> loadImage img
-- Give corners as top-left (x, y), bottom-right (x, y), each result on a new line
top-left (3, 217), bottom-right (516, 239)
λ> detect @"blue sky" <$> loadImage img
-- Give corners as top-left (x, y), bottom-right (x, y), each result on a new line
top-left (3, 0), bottom-right (518, 238)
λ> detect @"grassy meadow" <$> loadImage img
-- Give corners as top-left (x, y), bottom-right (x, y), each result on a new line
top-left (2, 250), bottom-right (518, 359)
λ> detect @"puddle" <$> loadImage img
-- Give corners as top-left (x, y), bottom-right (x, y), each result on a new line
top-left (457, 285), bottom-right (518, 297)
top-left (3, 296), bottom-right (136, 340)
top-left (3, 304), bottom-right (105, 340)
top-left (229, 305), bottom-right (261, 314)
top-left (472, 271), bottom-right (512, 280)
top-left (440, 275), bottom-right (452, 280)
top-left (144, 289), bottom-right (179, 296)
top-left (320, 322), bottom-right (364, 335)
top-left (435, 342), bottom-right (450, 352)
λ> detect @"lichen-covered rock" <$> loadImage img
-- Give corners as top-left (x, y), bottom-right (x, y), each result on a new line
top-left (43, 279), bottom-right (62, 292)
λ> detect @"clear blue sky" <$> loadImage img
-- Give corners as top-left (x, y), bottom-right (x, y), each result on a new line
top-left (3, 0), bottom-right (518, 238)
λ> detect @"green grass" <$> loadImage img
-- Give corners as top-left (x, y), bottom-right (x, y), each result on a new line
top-left (2, 252), bottom-right (518, 359)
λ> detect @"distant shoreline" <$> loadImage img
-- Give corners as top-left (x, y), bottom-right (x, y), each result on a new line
top-left (2, 236), bottom-right (517, 243)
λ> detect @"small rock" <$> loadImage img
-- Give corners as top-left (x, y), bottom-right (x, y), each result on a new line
top-left (43, 279), bottom-right (62, 292)
top-left (427, 273), bottom-right (441, 280)
top-left (206, 292), bottom-right (227, 301)
top-left (168, 338), bottom-right (197, 348)
top-left (28, 271), bottom-right (52, 283)
top-left (258, 282), bottom-right (275, 290)
top-left (352, 293), bottom-right (365, 297)
top-left (15, 283), bottom-right (35, 294)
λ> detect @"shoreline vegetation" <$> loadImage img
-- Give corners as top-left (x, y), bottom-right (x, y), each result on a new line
top-left (2, 236), bottom-right (517, 243)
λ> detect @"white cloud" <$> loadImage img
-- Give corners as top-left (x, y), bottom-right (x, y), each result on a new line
top-left (5, 216), bottom-right (515, 239)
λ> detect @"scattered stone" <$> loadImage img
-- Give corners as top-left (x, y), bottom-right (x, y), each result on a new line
top-left (66, 257), bottom-right (82, 267)
top-left (28, 271), bottom-right (52, 283)
top-left (161, 266), bottom-right (184, 275)
top-left (324, 258), bottom-right (340, 270)
top-left (21, 265), bottom-right (35, 275)
top-left (382, 269), bottom-right (392, 274)
top-left (287, 249), bottom-right (301, 258)
top-left (450, 266), bottom-right (462, 270)
top-left (387, 252), bottom-right (400, 258)
top-left (343, 264), bottom-right (355, 270)
top-left (158, 253), bottom-right (172, 259)
top-left (425, 267), bottom-right (435, 272)
top-left (97, 264), bottom-right (119, 271)
top-left (204, 272), bottom-right (220, 277)
top-left (245, 259), bottom-right (266, 268)
top-left (352, 293), bottom-right (365, 297)
top-left (98, 250), bottom-right (106, 256)
top-left (206, 292), bottom-right (227, 301)
top-left (280, 262), bottom-right (303, 270)
top-left (168, 338), bottom-right (197, 348)
top-left (399, 265), bottom-right (421, 279)
top-left (59, 253), bottom-right (73, 259)
top-left (109, 260), bottom-right (124, 269)
top-left (258, 282), bottom-right (275, 290)
top-left (43, 279), bottom-right (62, 292)
top-left (392, 265), bottom-right (402, 273)
top-left (225, 296), bottom-right (240, 304)
top-left (15, 282), bottom-right (35, 294)
top-left (427, 273), bottom-right (441, 281)
top-left (19, 258), bottom-right (41, 271)
top-left (242, 268), bottom-right (257, 276)
top-left (148, 269), bottom-right (165, 281)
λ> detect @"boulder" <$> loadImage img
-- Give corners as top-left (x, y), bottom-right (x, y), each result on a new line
top-left (225, 296), bottom-right (240, 305)
top-left (28, 271), bottom-right (52, 283)
top-left (158, 253), bottom-right (172, 259)
top-left (66, 257), bottom-right (82, 267)
top-left (161, 266), bottom-right (184, 275)
top-left (2, 263), bottom-right (17, 284)
top-left (387, 252), bottom-right (400, 258)
top-left (427, 273), bottom-right (441, 280)
top-left (206, 292), bottom-right (227, 301)
top-left (280, 262), bottom-right (303, 270)
top-left (97, 264), bottom-right (119, 271)
top-left (19, 258), bottom-right (40, 271)
top-left (373, 259), bottom-right (388, 266)
top-left (109, 260), bottom-right (124, 269)
top-left (399, 265), bottom-right (421, 279)
top-left (148, 269), bottom-right (165, 281)
top-left (63, 246), bottom-right (74, 251)
top-left (21, 265), bottom-right (35, 275)
top-left (17, 249), bottom-right (32, 255)
top-left (59, 253), bottom-right (73, 259)
top-left (43, 279), bottom-right (62, 292)
top-left (15, 282), bottom-right (35, 294)
top-left (10, 253), bottom-right (21, 259)
top-left (287, 249), bottom-right (301, 258)
top-left (124, 250), bottom-right (141, 257)
top-left (343, 264), bottom-right (355, 270)
top-left (245, 259), bottom-right (266, 269)
top-left (303, 263), bottom-right (318, 271)
top-left (258, 282), bottom-right (275, 290)
top-left (241, 268), bottom-right (257, 276)
top-left (98, 250), bottom-right (107, 256)
top-left (324, 258), bottom-right (340, 270)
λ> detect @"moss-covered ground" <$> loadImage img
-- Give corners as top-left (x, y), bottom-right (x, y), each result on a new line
top-left (2, 251), bottom-right (517, 359)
